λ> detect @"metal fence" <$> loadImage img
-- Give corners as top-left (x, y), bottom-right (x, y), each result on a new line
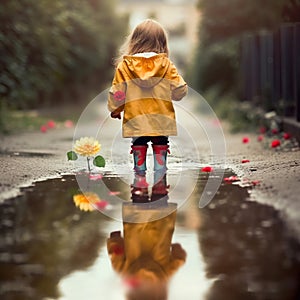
top-left (240, 22), bottom-right (300, 123)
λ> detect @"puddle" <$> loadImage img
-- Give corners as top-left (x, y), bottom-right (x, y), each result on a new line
top-left (0, 170), bottom-right (299, 300)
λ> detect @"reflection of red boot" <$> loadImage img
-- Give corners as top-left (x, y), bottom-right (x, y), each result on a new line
top-left (151, 173), bottom-right (169, 202)
top-left (131, 173), bottom-right (149, 203)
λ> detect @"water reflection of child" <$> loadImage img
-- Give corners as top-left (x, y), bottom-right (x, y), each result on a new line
top-left (107, 204), bottom-right (186, 300)
top-left (107, 19), bottom-right (187, 173)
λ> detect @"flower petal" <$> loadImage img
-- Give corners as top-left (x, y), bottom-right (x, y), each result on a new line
top-left (271, 139), bottom-right (281, 148)
top-left (242, 137), bottom-right (249, 144)
top-left (47, 120), bottom-right (56, 129)
top-left (201, 166), bottom-right (213, 172)
top-left (74, 137), bottom-right (101, 157)
top-left (40, 125), bottom-right (47, 133)
top-left (224, 176), bottom-right (239, 182)
top-left (89, 174), bottom-right (103, 180)
top-left (109, 191), bottom-right (121, 196)
top-left (241, 159), bottom-right (250, 163)
top-left (95, 200), bottom-right (109, 209)
top-left (64, 120), bottom-right (74, 128)
top-left (257, 135), bottom-right (264, 142)
top-left (252, 180), bottom-right (260, 186)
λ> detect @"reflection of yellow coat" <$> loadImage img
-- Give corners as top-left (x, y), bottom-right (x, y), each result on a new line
top-left (107, 53), bottom-right (187, 137)
top-left (107, 203), bottom-right (186, 282)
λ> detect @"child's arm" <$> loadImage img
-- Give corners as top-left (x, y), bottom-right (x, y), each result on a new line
top-left (108, 66), bottom-right (126, 119)
top-left (107, 231), bottom-right (126, 273)
top-left (168, 63), bottom-right (188, 101)
top-left (167, 243), bottom-right (187, 276)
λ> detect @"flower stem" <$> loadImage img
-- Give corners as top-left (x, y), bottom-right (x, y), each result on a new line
top-left (87, 157), bottom-right (91, 173)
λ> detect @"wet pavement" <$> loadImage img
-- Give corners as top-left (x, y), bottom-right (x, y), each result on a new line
top-left (0, 168), bottom-right (299, 300)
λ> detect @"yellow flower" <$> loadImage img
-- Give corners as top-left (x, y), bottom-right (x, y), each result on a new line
top-left (73, 137), bottom-right (101, 157)
top-left (73, 192), bottom-right (100, 212)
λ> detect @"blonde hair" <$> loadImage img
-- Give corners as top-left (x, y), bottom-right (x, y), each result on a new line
top-left (115, 19), bottom-right (169, 65)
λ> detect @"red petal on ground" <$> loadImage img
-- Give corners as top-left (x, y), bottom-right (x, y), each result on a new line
top-left (64, 120), bottom-right (74, 128)
top-left (241, 159), bottom-right (250, 163)
top-left (257, 135), bottom-right (264, 142)
top-left (283, 132), bottom-right (291, 140)
top-left (252, 180), bottom-right (260, 186)
top-left (201, 166), bottom-right (213, 172)
top-left (40, 125), bottom-right (47, 133)
top-left (47, 120), bottom-right (56, 128)
top-left (242, 137), bottom-right (249, 144)
top-left (271, 139), bottom-right (281, 148)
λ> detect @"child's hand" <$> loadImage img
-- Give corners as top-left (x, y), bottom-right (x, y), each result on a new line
top-left (111, 111), bottom-right (121, 119)
top-left (171, 243), bottom-right (187, 260)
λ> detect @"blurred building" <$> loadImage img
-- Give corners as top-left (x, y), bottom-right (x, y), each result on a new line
top-left (116, 0), bottom-right (201, 72)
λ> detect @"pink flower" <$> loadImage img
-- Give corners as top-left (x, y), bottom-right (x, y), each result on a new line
top-left (257, 135), bottom-right (264, 142)
top-left (224, 176), bottom-right (239, 183)
top-left (113, 90), bottom-right (126, 102)
top-left (271, 139), bottom-right (281, 148)
top-left (242, 137), bottom-right (249, 144)
top-left (201, 166), bottom-right (213, 172)
top-left (64, 120), bottom-right (74, 128)
top-left (283, 132), bottom-right (291, 140)
top-left (40, 125), bottom-right (47, 133)
top-left (47, 120), bottom-right (56, 129)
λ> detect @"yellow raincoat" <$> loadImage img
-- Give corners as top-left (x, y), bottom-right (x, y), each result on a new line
top-left (107, 53), bottom-right (187, 137)
top-left (107, 203), bottom-right (186, 283)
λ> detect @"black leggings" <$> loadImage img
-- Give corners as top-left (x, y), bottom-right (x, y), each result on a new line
top-left (132, 136), bottom-right (169, 146)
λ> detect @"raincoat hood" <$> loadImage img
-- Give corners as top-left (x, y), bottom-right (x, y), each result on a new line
top-left (122, 53), bottom-right (169, 88)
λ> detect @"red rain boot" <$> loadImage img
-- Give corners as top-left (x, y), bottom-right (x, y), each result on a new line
top-left (130, 145), bottom-right (148, 173)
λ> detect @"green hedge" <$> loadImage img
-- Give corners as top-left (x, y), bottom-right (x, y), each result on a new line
top-left (0, 0), bottom-right (128, 109)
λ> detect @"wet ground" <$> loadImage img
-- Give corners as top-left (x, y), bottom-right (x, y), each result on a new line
top-left (1, 168), bottom-right (299, 300)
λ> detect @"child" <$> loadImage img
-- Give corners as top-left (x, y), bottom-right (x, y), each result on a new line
top-left (108, 19), bottom-right (187, 173)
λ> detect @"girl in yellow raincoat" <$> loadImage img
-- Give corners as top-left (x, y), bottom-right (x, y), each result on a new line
top-left (108, 19), bottom-right (187, 174)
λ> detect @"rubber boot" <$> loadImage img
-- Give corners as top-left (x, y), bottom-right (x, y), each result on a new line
top-left (131, 172), bottom-right (149, 203)
top-left (150, 171), bottom-right (169, 203)
top-left (152, 145), bottom-right (170, 172)
top-left (131, 145), bottom-right (148, 173)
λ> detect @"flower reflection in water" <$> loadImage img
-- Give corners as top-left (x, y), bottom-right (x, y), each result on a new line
top-left (73, 192), bottom-right (108, 212)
